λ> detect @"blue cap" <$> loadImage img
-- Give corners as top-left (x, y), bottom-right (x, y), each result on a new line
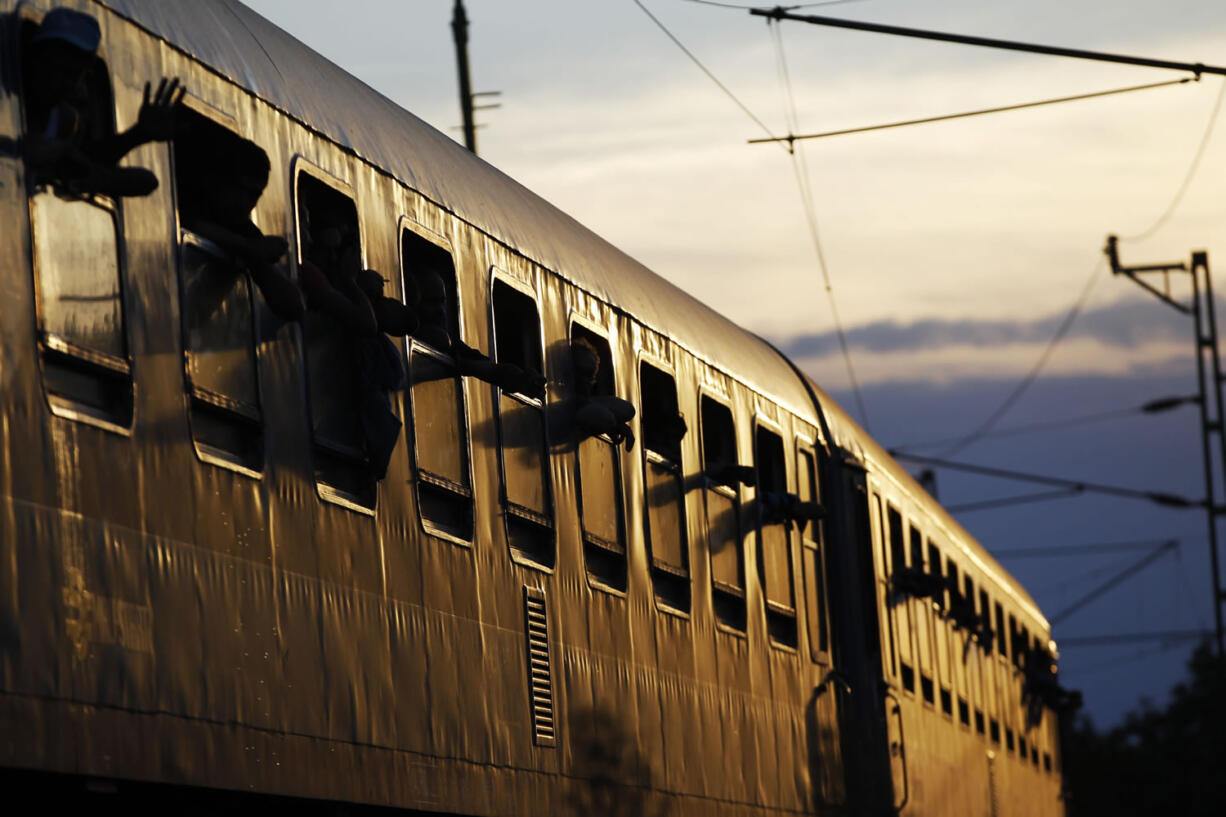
top-left (33, 8), bottom-right (102, 53)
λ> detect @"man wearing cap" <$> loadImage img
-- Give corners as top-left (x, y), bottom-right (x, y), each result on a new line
top-left (25, 7), bottom-right (183, 197)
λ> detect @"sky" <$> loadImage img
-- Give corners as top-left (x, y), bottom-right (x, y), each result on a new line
top-left (239, 0), bottom-right (1226, 728)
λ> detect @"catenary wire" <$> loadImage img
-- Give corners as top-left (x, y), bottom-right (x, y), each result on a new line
top-left (935, 256), bottom-right (1105, 459)
top-left (1122, 77), bottom-right (1226, 242)
top-left (770, 18), bottom-right (872, 429)
top-left (632, 0), bottom-right (782, 144)
top-left (749, 78), bottom-right (1195, 144)
top-left (683, 0), bottom-right (866, 10)
top-left (894, 405), bottom-right (1141, 452)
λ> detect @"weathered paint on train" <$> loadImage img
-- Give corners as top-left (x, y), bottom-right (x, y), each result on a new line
top-left (0, 1), bottom-right (1066, 815)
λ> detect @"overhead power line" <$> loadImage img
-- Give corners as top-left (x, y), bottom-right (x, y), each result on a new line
top-left (748, 78), bottom-right (1196, 144)
top-left (993, 539), bottom-right (1178, 558)
top-left (944, 487), bottom-right (1082, 514)
top-left (888, 451), bottom-right (1203, 509)
top-left (1049, 540), bottom-right (1179, 625)
top-left (935, 257), bottom-right (1104, 459)
top-left (1058, 629), bottom-right (1210, 646)
top-left (748, 8), bottom-right (1226, 77)
top-left (769, 19), bottom-right (871, 429)
top-left (632, 0), bottom-right (780, 142)
top-left (1122, 76), bottom-right (1226, 243)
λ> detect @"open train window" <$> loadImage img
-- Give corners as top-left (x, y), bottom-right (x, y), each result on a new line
top-left (20, 16), bottom-right (133, 429)
top-left (702, 395), bottom-right (745, 632)
top-left (927, 541), bottom-right (945, 610)
top-left (888, 506), bottom-right (915, 688)
top-left (294, 168), bottom-right (376, 509)
top-left (756, 425), bottom-right (796, 648)
top-left (492, 277), bottom-right (553, 567)
top-left (798, 445), bottom-right (830, 664)
top-left (572, 324), bottom-right (626, 591)
top-left (172, 104), bottom-right (264, 471)
top-left (641, 362), bottom-right (690, 612)
top-left (402, 226), bottom-right (473, 542)
top-left (979, 588), bottom-right (993, 654)
top-left (995, 601), bottom-right (1007, 662)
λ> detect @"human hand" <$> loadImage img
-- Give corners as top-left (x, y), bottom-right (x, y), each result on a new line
top-left (136, 77), bottom-right (186, 142)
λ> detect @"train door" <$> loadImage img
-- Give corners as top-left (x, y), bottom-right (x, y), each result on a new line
top-left (867, 486), bottom-right (909, 812)
top-left (826, 458), bottom-right (901, 816)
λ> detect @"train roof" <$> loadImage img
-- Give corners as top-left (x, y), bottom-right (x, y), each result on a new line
top-left (95, 0), bottom-right (818, 422)
top-left (811, 376), bottom-right (1050, 634)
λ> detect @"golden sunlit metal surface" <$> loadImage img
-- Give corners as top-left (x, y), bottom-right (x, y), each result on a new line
top-left (0, 1), bottom-right (1067, 813)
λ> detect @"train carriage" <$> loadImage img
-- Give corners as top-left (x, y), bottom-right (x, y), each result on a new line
top-left (0, 2), bottom-right (1068, 815)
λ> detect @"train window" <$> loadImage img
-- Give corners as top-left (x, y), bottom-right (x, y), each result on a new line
top-left (888, 506), bottom-right (915, 685)
top-left (996, 602), bottom-right (1007, 661)
top-left (173, 106), bottom-right (265, 471)
top-left (702, 395), bottom-right (745, 632)
top-left (1005, 727), bottom-right (1015, 753)
top-left (1010, 613), bottom-right (1020, 667)
top-left (641, 362), bottom-right (690, 612)
top-left (1043, 752), bottom-right (1052, 773)
top-left (402, 227), bottom-right (473, 542)
top-left (492, 278), bottom-right (554, 567)
top-left (958, 697), bottom-right (970, 727)
top-left (798, 446), bottom-right (830, 663)
top-left (295, 169), bottom-right (376, 509)
top-left (975, 709), bottom-right (986, 736)
top-left (979, 588), bottom-right (993, 654)
top-left (886, 505), bottom-right (904, 572)
top-left (920, 673), bottom-right (935, 705)
top-left (927, 542), bottom-right (945, 610)
top-left (911, 526), bottom-right (934, 677)
top-left (990, 718), bottom-right (1001, 744)
top-left (1018, 734), bottom-right (1027, 758)
top-left (1032, 746), bottom-right (1040, 767)
top-left (21, 23), bottom-right (133, 429)
top-left (755, 425), bottom-right (796, 648)
top-left (572, 324), bottom-right (626, 591)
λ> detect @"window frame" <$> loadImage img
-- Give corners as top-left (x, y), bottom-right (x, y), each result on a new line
top-left (797, 436), bottom-right (832, 666)
top-left (400, 216), bottom-right (475, 547)
top-left (489, 268), bottom-right (555, 571)
top-left (19, 10), bottom-right (135, 434)
top-left (754, 415), bottom-right (798, 652)
top-left (291, 157), bottom-right (376, 514)
top-left (638, 353), bottom-right (691, 617)
top-left (569, 314), bottom-right (628, 594)
top-left (699, 387), bottom-right (746, 635)
top-left (171, 96), bottom-right (266, 477)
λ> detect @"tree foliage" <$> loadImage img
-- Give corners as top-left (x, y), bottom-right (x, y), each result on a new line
top-left (1063, 642), bottom-right (1226, 816)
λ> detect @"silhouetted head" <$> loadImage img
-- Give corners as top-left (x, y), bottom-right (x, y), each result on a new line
top-left (571, 337), bottom-right (600, 393)
top-left (31, 9), bottom-right (101, 102)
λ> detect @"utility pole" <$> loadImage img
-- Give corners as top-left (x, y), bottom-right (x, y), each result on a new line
top-left (1106, 236), bottom-right (1226, 657)
top-left (450, 0), bottom-right (502, 156)
top-left (451, 0), bottom-right (476, 154)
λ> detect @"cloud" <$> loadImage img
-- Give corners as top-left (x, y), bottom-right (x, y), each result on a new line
top-left (770, 295), bottom-right (1195, 358)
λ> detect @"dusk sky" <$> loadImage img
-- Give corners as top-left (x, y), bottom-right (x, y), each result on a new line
top-left (240, 0), bottom-right (1226, 727)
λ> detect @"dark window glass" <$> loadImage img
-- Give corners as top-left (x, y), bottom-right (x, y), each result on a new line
top-left (756, 426), bottom-right (796, 647)
top-left (402, 230), bottom-right (473, 541)
top-left (702, 396), bottom-right (744, 631)
top-left (296, 172), bottom-right (374, 507)
top-left (492, 279), bottom-right (553, 566)
top-left (173, 109), bottom-right (265, 470)
top-left (798, 447), bottom-right (829, 662)
top-left (572, 325), bottom-right (625, 590)
top-left (21, 29), bottom-right (132, 427)
top-left (641, 363), bottom-right (689, 611)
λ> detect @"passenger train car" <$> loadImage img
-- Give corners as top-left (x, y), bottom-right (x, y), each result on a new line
top-left (0, 1), bottom-right (1068, 814)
